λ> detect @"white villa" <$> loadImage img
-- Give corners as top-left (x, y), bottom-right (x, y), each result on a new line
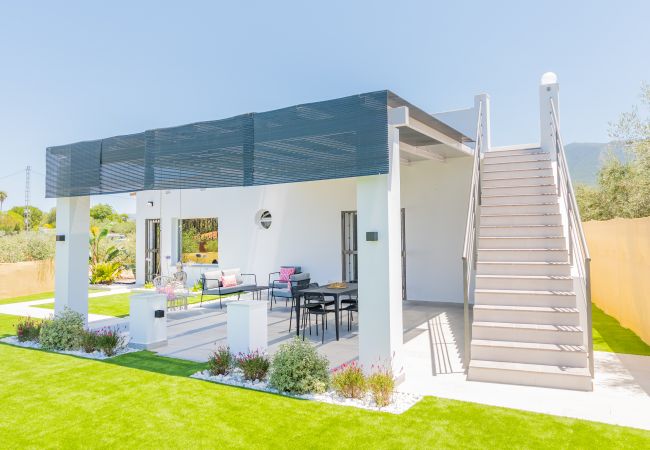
top-left (47, 72), bottom-right (593, 391)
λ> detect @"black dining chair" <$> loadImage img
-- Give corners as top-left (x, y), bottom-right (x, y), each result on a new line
top-left (301, 283), bottom-right (336, 343)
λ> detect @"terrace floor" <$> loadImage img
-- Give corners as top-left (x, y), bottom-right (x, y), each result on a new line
top-left (155, 299), bottom-right (465, 375)
top-left (155, 296), bottom-right (650, 430)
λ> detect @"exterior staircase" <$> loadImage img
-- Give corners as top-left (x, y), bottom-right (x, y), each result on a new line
top-left (466, 146), bottom-right (593, 391)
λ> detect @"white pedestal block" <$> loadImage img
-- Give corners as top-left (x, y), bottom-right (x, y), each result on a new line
top-left (227, 300), bottom-right (268, 354)
top-left (129, 293), bottom-right (167, 349)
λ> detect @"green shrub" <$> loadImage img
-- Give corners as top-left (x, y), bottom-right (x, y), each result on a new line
top-left (367, 368), bottom-right (395, 407)
top-left (143, 281), bottom-right (154, 289)
top-left (39, 307), bottom-right (84, 351)
top-left (95, 327), bottom-right (125, 356)
top-left (208, 346), bottom-right (234, 376)
top-left (15, 317), bottom-right (41, 342)
top-left (236, 350), bottom-right (270, 381)
top-left (331, 361), bottom-right (367, 399)
top-left (80, 330), bottom-right (98, 353)
top-left (269, 338), bottom-right (329, 394)
top-left (90, 261), bottom-right (122, 284)
top-left (0, 232), bottom-right (55, 262)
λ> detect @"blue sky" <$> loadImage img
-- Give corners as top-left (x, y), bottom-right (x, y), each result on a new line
top-left (0, 0), bottom-right (648, 213)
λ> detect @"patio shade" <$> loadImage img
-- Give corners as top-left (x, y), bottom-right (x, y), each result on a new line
top-left (46, 90), bottom-right (389, 198)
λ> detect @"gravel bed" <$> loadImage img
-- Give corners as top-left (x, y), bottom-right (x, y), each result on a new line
top-left (191, 369), bottom-right (422, 414)
top-left (0, 336), bottom-right (139, 360)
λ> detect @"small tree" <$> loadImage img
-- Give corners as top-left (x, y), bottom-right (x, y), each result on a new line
top-left (0, 191), bottom-right (6, 212)
top-left (90, 203), bottom-right (117, 222)
top-left (577, 82), bottom-right (650, 220)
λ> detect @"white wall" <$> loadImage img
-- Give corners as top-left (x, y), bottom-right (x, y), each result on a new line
top-left (401, 157), bottom-right (473, 303)
top-left (136, 157), bottom-right (472, 303)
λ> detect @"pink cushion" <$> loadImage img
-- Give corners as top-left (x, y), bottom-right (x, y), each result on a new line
top-left (279, 267), bottom-right (296, 282)
top-left (221, 274), bottom-right (238, 288)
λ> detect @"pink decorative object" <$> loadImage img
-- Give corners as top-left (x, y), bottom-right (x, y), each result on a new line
top-left (221, 274), bottom-right (238, 288)
top-left (279, 267), bottom-right (295, 282)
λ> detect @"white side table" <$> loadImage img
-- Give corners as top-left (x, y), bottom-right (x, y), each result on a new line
top-left (129, 292), bottom-right (168, 349)
top-left (227, 300), bottom-right (268, 354)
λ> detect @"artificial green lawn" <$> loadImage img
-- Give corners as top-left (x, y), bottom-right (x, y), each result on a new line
top-left (592, 305), bottom-right (650, 356)
top-left (0, 289), bottom-right (103, 306)
top-left (35, 292), bottom-right (230, 318)
top-left (0, 314), bottom-right (649, 448)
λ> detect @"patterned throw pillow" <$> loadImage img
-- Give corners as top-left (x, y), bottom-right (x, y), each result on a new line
top-left (279, 267), bottom-right (296, 282)
top-left (221, 274), bottom-right (238, 288)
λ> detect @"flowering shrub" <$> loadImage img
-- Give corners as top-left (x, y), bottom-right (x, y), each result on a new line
top-left (15, 317), bottom-right (41, 342)
top-left (80, 330), bottom-right (98, 353)
top-left (95, 327), bottom-right (125, 356)
top-left (367, 364), bottom-right (395, 408)
top-left (39, 307), bottom-right (84, 351)
top-left (331, 361), bottom-right (367, 399)
top-left (236, 350), bottom-right (270, 381)
top-left (208, 346), bottom-right (234, 376)
top-left (269, 337), bottom-right (329, 394)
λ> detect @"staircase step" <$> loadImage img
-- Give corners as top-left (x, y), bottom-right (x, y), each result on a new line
top-left (477, 261), bottom-right (571, 276)
top-left (467, 360), bottom-right (593, 391)
top-left (480, 203), bottom-right (559, 215)
top-left (482, 167), bottom-right (553, 180)
top-left (483, 176), bottom-right (555, 188)
top-left (480, 213), bottom-right (562, 226)
top-left (479, 236), bottom-right (565, 250)
top-left (480, 224), bottom-right (564, 237)
top-left (475, 275), bottom-right (573, 291)
top-left (481, 193), bottom-right (558, 206)
top-left (482, 184), bottom-right (557, 196)
top-left (485, 147), bottom-right (545, 157)
top-left (472, 321), bottom-right (583, 345)
top-left (471, 339), bottom-right (588, 367)
top-left (481, 158), bottom-right (553, 173)
top-left (473, 303), bottom-right (579, 325)
top-left (481, 159), bottom-right (552, 171)
top-left (475, 289), bottom-right (577, 307)
top-left (483, 153), bottom-right (551, 164)
top-left (478, 248), bottom-right (568, 262)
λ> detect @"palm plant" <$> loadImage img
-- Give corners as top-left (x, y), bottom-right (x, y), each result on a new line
top-left (89, 226), bottom-right (123, 284)
top-left (0, 191), bottom-right (7, 212)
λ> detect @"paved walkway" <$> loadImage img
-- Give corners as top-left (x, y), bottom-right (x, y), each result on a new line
top-left (0, 289), bottom-right (130, 329)
top-left (398, 303), bottom-right (650, 430)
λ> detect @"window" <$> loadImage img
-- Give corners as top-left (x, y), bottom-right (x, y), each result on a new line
top-left (180, 218), bottom-right (218, 264)
top-left (256, 210), bottom-right (272, 229)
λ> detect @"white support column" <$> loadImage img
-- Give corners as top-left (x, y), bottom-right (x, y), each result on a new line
top-left (357, 109), bottom-right (405, 378)
top-left (474, 93), bottom-right (491, 151)
top-left (540, 72), bottom-right (560, 157)
top-left (55, 196), bottom-right (90, 320)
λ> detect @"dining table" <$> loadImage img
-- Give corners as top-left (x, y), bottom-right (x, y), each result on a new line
top-left (294, 283), bottom-right (358, 341)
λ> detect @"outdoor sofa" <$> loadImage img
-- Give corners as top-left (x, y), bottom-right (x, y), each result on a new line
top-left (199, 268), bottom-right (257, 308)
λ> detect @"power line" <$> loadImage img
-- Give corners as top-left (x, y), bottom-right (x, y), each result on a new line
top-left (0, 169), bottom-right (25, 181)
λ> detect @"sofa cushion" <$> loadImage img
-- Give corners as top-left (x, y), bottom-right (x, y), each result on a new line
top-left (221, 274), bottom-right (238, 288)
top-left (281, 265), bottom-right (302, 274)
top-left (222, 268), bottom-right (243, 285)
top-left (203, 270), bottom-right (223, 289)
top-left (290, 272), bottom-right (310, 282)
top-left (272, 288), bottom-right (293, 298)
top-left (279, 267), bottom-right (295, 282)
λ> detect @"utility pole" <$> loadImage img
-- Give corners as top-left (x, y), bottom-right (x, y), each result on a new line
top-left (24, 165), bottom-right (31, 231)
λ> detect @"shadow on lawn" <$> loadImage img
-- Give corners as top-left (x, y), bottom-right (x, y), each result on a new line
top-left (592, 305), bottom-right (650, 356)
top-left (104, 350), bottom-right (207, 377)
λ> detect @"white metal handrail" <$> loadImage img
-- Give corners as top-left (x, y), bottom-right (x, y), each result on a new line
top-left (550, 99), bottom-right (594, 377)
top-left (461, 101), bottom-right (484, 370)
